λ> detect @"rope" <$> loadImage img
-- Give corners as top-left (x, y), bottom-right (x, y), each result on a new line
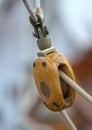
top-left (36, 0), bottom-right (41, 8)
top-left (22, 0), bottom-right (37, 23)
top-left (59, 70), bottom-right (92, 104)
top-left (60, 110), bottom-right (78, 130)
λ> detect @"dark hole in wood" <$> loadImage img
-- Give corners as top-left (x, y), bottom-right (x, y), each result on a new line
top-left (40, 82), bottom-right (50, 98)
top-left (42, 62), bottom-right (47, 68)
top-left (53, 102), bottom-right (59, 108)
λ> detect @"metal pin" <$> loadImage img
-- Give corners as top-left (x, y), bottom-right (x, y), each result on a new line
top-left (60, 110), bottom-right (78, 130)
top-left (22, 0), bottom-right (37, 23)
top-left (59, 70), bottom-right (92, 104)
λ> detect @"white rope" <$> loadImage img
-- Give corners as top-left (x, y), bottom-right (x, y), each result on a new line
top-left (36, 0), bottom-right (41, 8)
top-left (59, 70), bottom-right (92, 104)
top-left (60, 110), bottom-right (78, 130)
top-left (22, 0), bottom-right (37, 23)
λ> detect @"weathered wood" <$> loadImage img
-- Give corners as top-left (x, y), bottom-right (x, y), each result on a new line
top-left (33, 52), bottom-right (77, 111)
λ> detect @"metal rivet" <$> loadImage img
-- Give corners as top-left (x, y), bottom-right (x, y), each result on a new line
top-left (40, 82), bottom-right (50, 98)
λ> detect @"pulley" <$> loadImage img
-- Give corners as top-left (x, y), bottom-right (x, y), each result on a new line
top-left (22, 0), bottom-right (92, 130)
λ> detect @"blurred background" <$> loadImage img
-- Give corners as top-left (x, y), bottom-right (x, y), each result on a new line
top-left (0, 0), bottom-right (92, 130)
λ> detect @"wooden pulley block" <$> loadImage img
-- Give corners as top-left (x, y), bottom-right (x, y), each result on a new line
top-left (33, 52), bottom-right (77, 111)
